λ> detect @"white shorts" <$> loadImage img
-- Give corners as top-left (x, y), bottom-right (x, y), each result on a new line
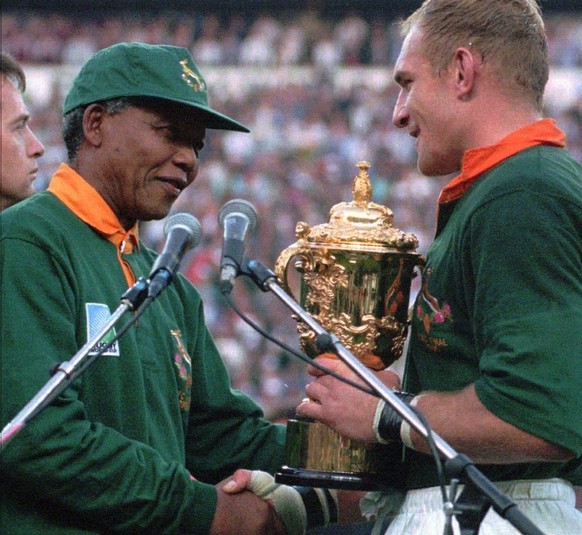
top-left (373, 479), bottom-right (582, 535)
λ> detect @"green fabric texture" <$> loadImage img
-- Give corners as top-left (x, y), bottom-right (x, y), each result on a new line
top-left (63, 42), bottom-right (249, 132)
top-left (402, 144), bottom-right (582, 489)
top-left (0, 192), bottom-right (285, 534)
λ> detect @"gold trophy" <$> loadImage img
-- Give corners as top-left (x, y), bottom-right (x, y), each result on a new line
top-left (274, 161), bottom-right (422, 490)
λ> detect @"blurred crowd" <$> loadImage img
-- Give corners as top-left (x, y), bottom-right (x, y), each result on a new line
top-left (3, 9), bottom-right (582, 68)
top-left (3, 9), bottom-right (582, 417)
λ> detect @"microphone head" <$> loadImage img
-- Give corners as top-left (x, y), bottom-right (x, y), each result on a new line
top-left (218, 199), bottom-right (258, 231)
top-left (164, 212), bottom-right (203, 249)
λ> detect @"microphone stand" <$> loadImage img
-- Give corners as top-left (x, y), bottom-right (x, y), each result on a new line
top-left (237, 258), bottom-right (545, 535)
top-left (0, 278), bottom-right (150, 452)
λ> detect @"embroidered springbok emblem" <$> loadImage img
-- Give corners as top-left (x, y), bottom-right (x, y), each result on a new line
top-left (180, 59), bottom-right (206, 92)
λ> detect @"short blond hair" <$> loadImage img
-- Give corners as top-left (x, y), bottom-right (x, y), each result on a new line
top-left (402, 0), bottom-right (549, 110)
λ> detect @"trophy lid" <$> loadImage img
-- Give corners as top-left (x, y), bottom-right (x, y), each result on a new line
top-left (297, 161), bottom-right (419, 252)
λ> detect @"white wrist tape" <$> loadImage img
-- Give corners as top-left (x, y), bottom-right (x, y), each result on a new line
top-left (249, 471), bottom-right (307, 535)
top-left (399, 394), bottom-right (423, 448)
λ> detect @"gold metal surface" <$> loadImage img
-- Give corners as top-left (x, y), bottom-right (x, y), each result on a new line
top-left (275, 161), bottom-right (423, 482)
top-left (275, 161), bottom-right (421, 368)
top-left (285, 417), bottom-right (399, 474)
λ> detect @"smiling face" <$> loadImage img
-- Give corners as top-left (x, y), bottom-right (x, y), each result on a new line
top-left (83, 100), bottom-right (206, 229)
top-left (1, 77), bottom-right (45, 210)
top-left (392, 26), bottom-right (466, 177)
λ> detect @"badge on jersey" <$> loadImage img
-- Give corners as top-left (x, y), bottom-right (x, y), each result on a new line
top-left (171, 329), bottom-right (192, 413)
top-left (85, 303), bottom-right (120, 356)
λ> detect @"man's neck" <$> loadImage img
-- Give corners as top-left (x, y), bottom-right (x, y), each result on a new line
top-left (463, 85), bottom-right (543, 151)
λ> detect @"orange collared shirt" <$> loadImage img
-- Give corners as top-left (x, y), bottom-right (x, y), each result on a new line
top-left (48, 163), bottom-right (140, 287)
top-left (438, 119), bottom-right (566, 205)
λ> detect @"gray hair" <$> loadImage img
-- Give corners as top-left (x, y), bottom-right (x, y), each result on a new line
top-left (63, 98), bottom-right (132, 162)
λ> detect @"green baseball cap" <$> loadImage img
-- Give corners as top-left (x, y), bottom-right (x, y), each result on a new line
top-left (63, 42), bottom-right (249, 132)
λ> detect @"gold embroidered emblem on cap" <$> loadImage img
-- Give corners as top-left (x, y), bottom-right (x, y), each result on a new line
top-left (180, 59), bottom-right (206, 92)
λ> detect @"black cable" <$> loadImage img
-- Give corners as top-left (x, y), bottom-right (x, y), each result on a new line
top-left (412, 407), bottom-right (448, 496)
top-left (222, 283), bottom-right (448, 514)
top-left (120, 287), bottom-right (450, 529)
top-left (221, 290), bottom-right (378, 396)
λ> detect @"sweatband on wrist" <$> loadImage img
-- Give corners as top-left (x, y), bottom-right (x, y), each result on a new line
top-left (376, 391), bottom-right (415, 443)
top-left (373, 399), bottom-right (390, 444)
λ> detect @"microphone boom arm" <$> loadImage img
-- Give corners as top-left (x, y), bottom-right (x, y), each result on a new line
top-left (240, 258), bottom-right (545, 535)
top-left (0, 278), bottom-right (149, 451)
top-left (1, 212), bottom-right (202, 451)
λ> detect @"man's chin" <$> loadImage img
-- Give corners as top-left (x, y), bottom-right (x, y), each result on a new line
top-left (418, 160), bottom-right (460, 178)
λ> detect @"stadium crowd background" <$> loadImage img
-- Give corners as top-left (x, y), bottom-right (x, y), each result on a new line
top-left (3, 4), bottom-right (581, 418)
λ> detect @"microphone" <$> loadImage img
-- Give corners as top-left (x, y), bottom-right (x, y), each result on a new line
top-left (218, 199), bottom-right (257, 291)
top-left (148, 212), bottom-right (202, 299)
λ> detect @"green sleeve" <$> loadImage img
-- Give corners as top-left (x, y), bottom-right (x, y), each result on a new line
top-left (174, 279), bottom-right (287, 482)
top-left (1, 236), bottom-right (216, 534)
top-left (469, 190), bottom-right (582, 454)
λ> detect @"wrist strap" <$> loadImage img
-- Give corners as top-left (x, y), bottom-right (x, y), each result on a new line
top-left (400, 394), bottom-right (423, 448)
top-left (376, 391), bottom-right (415, 443)
top-left (373, 399), bottom-right (390, 444)
top-left (293, 486), bottom-right (338, 530)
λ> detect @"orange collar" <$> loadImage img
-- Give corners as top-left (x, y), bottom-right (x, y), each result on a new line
top-left (47, 163), bottom-right (139, 286)
top-left (438, 119), bottom-right (566, 205)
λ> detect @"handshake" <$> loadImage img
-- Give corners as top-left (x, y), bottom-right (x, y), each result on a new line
top-left (222, 469), bottom-right (338, 535)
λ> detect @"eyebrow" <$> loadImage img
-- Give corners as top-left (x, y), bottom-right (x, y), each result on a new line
top-left (8, 112), bottom-right (31, 126)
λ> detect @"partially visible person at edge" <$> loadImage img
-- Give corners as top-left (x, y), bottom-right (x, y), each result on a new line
top-left (1, 51), bottom-right (45, 211)
top-left (0, 42), bottom-right (340, 535)
top-left (281, 0), bottom-right (581, 533)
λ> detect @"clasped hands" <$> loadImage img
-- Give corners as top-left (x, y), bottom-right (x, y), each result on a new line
top-left (215, 353), bottom-right (399, 535)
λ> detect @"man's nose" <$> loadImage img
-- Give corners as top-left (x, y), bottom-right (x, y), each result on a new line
top-left (174, 144), bottom-right (197, 177)
top-left (392, 102), bottom-right (409, 129)
top-left (28, 128), bottom-right (45, 158)
top-left (392, 91), bottom-right (408, 128)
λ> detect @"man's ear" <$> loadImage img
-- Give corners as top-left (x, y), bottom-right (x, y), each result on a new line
top-left (82, 103), bottom-right (107, 147)
top-left (453, 47), bottom-right (479, 100)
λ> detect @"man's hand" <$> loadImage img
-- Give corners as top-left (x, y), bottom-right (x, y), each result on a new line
top-left (222, 469), bottom-right (339, 534)
top-left (209, 472), bottom-right (286, 535)
top-left (296, 354), bottom-right (401, 442)
top-left (221, 470), bottom-right (306, 535)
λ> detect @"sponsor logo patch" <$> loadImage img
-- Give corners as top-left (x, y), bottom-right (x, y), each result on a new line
top-left (86, 303), bottom-right (120, 356)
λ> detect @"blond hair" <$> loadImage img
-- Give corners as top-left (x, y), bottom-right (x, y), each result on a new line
top-left (402, 0), bottom-right (549, 110)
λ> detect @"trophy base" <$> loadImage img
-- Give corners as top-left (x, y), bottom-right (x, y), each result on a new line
top-left (275, 466), bottom-right (393, 491)
top-left (281, 417), bottom-right (404, 491)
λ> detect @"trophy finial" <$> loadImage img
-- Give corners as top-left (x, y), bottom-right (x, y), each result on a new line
top-left (353, 161), bottom-right (372, 207)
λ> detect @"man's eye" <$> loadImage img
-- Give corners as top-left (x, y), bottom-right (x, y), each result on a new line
top-left (193, 143), bottom-right (204, 157)
top-left (153, 124), bottom-right (173, 134)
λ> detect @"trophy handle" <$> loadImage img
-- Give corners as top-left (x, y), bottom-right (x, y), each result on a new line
top-left (274, 241), bottom-right (310, 302)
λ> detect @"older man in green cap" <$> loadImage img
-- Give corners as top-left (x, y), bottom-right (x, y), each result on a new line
top-left (0, 42), bottom-right (337, 535)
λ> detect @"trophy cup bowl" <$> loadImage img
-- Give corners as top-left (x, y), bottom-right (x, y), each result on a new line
top-left (274, 161), bottom-right (422, 490)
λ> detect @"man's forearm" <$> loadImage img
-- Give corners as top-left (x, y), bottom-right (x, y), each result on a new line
top-left (406, 384), bottom-right (574, 463)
